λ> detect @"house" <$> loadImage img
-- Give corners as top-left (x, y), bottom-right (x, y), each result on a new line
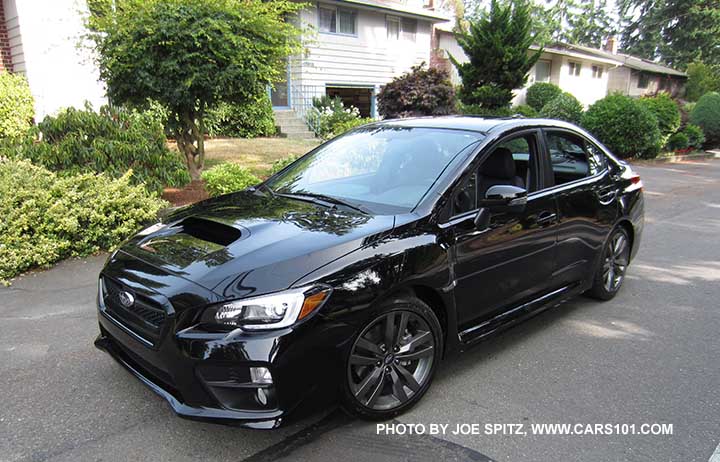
top-left (436, 27), bottom-right (687, 108)
top-left (0, 0), bottom-right (107, 120)
top-left (274, 0), bottom-right (450, 136)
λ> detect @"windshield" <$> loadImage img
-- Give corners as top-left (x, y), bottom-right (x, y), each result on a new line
top-left (265, 126), bottom-right (483, 213)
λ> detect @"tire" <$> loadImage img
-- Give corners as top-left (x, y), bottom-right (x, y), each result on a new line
top-left (587, 226), bottom-right (631, 300)
top-left (340, 297), bottom-right (442, 420)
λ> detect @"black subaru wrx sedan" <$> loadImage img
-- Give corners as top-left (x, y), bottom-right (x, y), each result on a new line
top-left (95, 117), bottom-right (644, 428)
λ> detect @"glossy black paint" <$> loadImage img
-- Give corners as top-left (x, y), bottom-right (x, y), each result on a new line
top-left (95, 117), bottom-right (644, 428)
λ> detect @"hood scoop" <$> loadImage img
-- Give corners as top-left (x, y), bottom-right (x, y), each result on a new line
top-left (133, 217), bottom-right (246, 270)
top-left (177, 216), bottom-right (243, 246)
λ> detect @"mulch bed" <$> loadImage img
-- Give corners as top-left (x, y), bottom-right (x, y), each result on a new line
top-left (162, 180), bottom-right (209, 207)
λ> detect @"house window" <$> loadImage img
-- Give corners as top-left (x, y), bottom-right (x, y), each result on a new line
top-left (592, 65), bottom-right (603, 79)
top-left (319, 5), bottom-right (357, 35)
top-left (387, 16), bottom-right (400, 39)
top-left (535, 60), bottom-right (551, 82)
top-left (401, 18), bottom-right (417, 41)
top-left (568, 61), bottom-right (581, 76)
top-left (638, 72), bottom-right (650, 89)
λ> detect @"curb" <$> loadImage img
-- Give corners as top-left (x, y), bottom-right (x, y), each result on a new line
top-left (630, 150), bottom-right (720, 165)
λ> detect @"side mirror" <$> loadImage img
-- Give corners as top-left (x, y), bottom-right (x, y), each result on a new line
top-left (479, 185), bottom-right (528, 213)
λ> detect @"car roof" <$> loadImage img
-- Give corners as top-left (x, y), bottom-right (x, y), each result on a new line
top-left (372, 116), bottom-right (581, 134)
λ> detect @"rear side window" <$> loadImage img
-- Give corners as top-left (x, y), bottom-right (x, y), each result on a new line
top-left (546, 131), bottom-right (606, 185)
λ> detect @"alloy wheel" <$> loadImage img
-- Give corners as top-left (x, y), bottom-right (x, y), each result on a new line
top-left (347, 310), bottom-right (435, 411)
top-left (603, 230), bottom-right (630, 292)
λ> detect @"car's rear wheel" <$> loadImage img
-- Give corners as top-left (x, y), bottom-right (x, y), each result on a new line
top-left (588, 226), bottom-right (631, 300)
top-left (341, 298), bottom-right (442, 420)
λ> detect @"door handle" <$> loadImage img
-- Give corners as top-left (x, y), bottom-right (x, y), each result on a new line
top-left (535, 211), bottom-right (557, 225)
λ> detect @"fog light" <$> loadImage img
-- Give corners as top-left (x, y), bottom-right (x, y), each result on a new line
top-left (250, 367), bottom-right (273, 385)
top-left (256, 388), bottom-right (268, 405)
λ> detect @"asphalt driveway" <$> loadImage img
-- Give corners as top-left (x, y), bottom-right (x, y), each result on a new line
top-left (2, 159), bottom-right (719, 462)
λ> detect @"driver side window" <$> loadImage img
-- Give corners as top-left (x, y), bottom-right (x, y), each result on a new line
top-left (452, 133), bottom-right (536, 216)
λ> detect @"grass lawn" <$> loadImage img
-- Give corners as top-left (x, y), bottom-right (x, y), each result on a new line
top-left (201, 137), bottom-right (320, 177)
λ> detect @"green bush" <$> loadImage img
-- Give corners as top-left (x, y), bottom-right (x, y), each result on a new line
top-left (4, 105), bottom-right (190, 193)
top-left (0, 159), bottom-right (167, 282)
top-left (0, 72), bottom-right (34, 138)
top-left (512, 104), bottom-right (538, 117)
top-left (582, 94), bottom-right (662, 159)
top-left (306, 96), bottom-right (360, 140)
top-left (683, 124), bottom-right (706, 149)
top-left (201, 162), bottom-right (260, 197)
top-left (269, 154), bottom-right (300, 175)
top-left (331, 117), bottom-right (375, 137)
top-left (377, 63), bottom-right (456, 118)
top-left (666, 132), bottom-right (689, 151)
top-left (689, 92), bottom-right (720, 147)
top-left (639, 93), bottom-right (681, 139)
top-left (526, 82), bottom-right (562, 111)
top-left (205, 93), bottom-right (276, 138)
top-left (540, 92), bottom-right (584, 125)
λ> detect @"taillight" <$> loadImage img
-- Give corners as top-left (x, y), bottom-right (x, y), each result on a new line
top-left (630, 174), bottom-right (641, 184)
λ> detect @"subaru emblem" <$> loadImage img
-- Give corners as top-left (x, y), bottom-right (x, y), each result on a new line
top-left (118, 291), bottom-right (135, 308)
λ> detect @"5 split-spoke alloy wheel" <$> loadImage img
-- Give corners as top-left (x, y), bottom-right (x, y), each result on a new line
top-left (342, 299), bottom-right (441, 418)
top-left (588, 226), bottom-right (631, 300)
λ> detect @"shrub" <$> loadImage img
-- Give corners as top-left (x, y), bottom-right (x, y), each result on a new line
top-left (0, 159), bottom-right (167, 282)
top-left (205, 93), bottom-right (276, 138)
top-left (526, 82), bottom-right (562, 111)
top-left (540, 92), bottom-right (584, 124)
top-left (0, 72), bottom-right (34, 138)
top-left (689, 92), bottom-right (720, 147)
top-left (377, 63), bottom-right (456, 118)
top-left (582, 94), bottom-right (662, 159)
top-left (639, 93), bottom-right (681, 139)
top-left (269, 154), bottom-right (300, 175)
top-left (6, 105), bottom-right (190, 193)
top-left (201, 162), bottom-right (260, 197)
top-left (306, 96), bottom-right (360, 140)
top-left (512, 104), bottom-right (538, 117)
top-left (331, 117), bottom-right (375, 137)
top-left (666, 132), bottom-right (689, 151)
top-left (683, 124), bottom-right (706, 149)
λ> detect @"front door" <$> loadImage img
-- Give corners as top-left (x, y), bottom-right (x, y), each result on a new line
top-left (270, 61), bottom-right (290, 108)
top-left (449, 131), bottom-right (559, 332)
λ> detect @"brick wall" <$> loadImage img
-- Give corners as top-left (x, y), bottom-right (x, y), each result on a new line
top-left (0, 1), bottom-right (12, 72)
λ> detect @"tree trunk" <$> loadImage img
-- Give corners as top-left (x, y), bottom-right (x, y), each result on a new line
top-left (175, 110), bottom-right (205, 181)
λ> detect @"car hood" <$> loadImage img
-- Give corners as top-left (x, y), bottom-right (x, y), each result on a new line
top-left (120, 191), bottom-right (395, 299)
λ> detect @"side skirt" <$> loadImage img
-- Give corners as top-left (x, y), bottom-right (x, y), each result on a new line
top-left (457, 282), bottom-right (583, 347)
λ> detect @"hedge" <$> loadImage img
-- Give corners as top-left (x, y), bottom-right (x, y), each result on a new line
top-left (0, 159), bottom-right (167, 282)
top-left (689, 92), bottom-right (720, 147)
top-left (540, 92), bottom-right (584, 125)
top-left (0, 72), bottom-right (34, 138)
top-left (526, 82), bottom-right (562, 112)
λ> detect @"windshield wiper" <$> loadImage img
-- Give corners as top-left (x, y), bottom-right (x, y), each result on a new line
top-left (277, 192), bottom-right (369, 215)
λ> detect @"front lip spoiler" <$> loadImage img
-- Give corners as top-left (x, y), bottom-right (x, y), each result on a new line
top-left (93, 334), bottom-right (284, 429)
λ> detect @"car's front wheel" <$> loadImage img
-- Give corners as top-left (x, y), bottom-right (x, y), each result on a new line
top-left (341, 297), bottom-right (442, 420)
top-left (588, 226), bottom-right (631, 300)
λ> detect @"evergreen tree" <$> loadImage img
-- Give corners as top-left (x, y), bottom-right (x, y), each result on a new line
top-left (451, 0), bottom-right (542, 109)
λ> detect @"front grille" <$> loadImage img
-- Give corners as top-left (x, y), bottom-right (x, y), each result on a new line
top-left (101, 277), bottom-right (167, 345)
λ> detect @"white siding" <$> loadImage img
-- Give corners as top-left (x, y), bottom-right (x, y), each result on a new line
top-left (5, 0), bottom-right (106, 120)
top-left (290, 5), bottom-right (433, 116)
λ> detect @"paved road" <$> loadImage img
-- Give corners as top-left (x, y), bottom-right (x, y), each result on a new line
top-left (2, 160), bottom-right (719, 462)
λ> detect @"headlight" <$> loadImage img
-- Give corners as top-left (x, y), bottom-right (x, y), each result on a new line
top-left (202, 286), bottom-right (331, 330)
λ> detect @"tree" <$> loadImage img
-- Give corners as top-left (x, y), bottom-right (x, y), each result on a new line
top-left (685, 61), bottom-right (720, 101)
top-left (529, 0), bottom-right (616, 48)
top-left (452, 0), bottom-right (542, 110)
top-left (86, 0), bottom-right (303, 180)
top-left (618, 0), bottom-right (720, 69)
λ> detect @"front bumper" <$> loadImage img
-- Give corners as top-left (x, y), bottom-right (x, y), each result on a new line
top-left (95, 279), bottom-right (355, 429)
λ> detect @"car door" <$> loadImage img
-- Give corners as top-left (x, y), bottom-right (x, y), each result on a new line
top-left (541, 129), bottom-right (620, 287)
top-left (447, 130), bottom-right (559, 332)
